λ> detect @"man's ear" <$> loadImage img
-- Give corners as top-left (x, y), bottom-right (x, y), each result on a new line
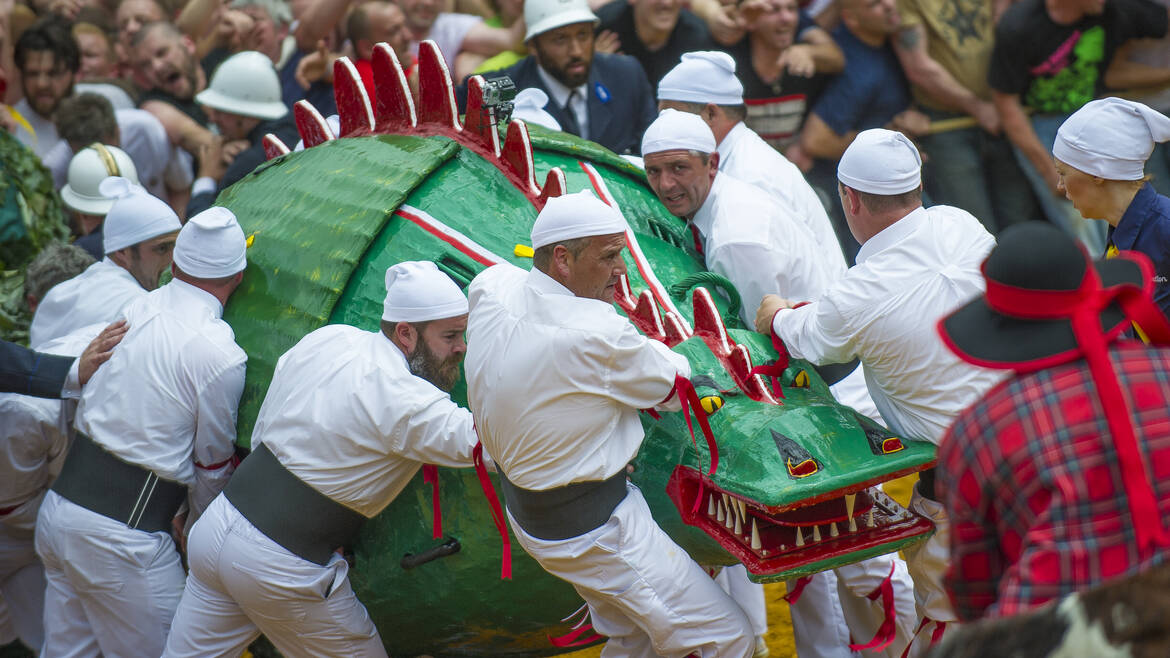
top-left (552, 243), bottom-right (573, 278)
top-left (395, 320), bottom-right (418, 353)
top-left (842, 185), bottom-right (862, 215)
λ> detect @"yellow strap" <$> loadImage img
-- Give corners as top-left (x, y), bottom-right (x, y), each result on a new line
top-left (6, 106), bottom-right (35, 145)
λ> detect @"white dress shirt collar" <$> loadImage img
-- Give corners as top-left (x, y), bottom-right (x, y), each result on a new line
top-left (527, 266), bottom-right (575, 297)
top-left (856, 206), bottom-right (929, 265)
top-left (168, 277), bottom-right (225, 317)
top-left (715, 121), bottom-right (750, 165)
top-left (536, 66), bottom-right (587, 109)
top-left (691, 173), bottom-right (726, 240)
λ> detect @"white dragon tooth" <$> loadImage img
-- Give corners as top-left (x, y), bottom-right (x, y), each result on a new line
top-left (737, 499), bottom-right (748, 521)
top-left (725, 504), bottom-right (735, 529)
top-left (751, 519), bottom-right (761, 550)
top-left (845, 493), bottom-right (856, 520)
top-left (812, 525), bottom-right (821, 542)
top-left (763, 549), bottom-right (770, 556)
top-left (734, 513), bottom-right (742, 536)
top-left (722, 493), bottom-right (729, 509)
top-left (830, 522), bottom-right (838, 537)
top-left (708, 495), bottom-right (716, 517)
top-left (795, 526), bottom-right (804, 547)
top-left (867, 508), bottom-right (876, 528)
top-left (716, 501), bottom-right (725, 523)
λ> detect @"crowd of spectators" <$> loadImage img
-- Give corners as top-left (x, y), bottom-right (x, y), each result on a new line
top-left (2, 0), bottom-right (1168, 267)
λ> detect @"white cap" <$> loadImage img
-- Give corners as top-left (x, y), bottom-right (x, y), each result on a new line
top-left (173, 207), bottom-right (248, 278)
top-left (524, 0), bottom-right (598, 42)
top-left (382, 261), bottom-right (468, 322)
top-left (657, 51), bottom-right (744, 106)
top-left (1053, 97), bottom-right (1170, 181)
top-left (641, 108), bottom-right (716, 156)
top-left (196, 51), bottom-right (288, 120)
top-left (512, 88), bottom-right (561, 131)
top-left (837, 129), bottom-right (922, 195)
top-left (530, 189), bottom-right (627, 249)
top-left (99, 177), bottom-right (181, 254)
top-left (61, 145), bottom-right (140, 216)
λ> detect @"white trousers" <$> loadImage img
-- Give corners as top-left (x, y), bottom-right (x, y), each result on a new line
top-left (511, 483), bottom-right (754, 658)
top-left (35, 490), bottom-right (186, 658)
top-left (714, 564), bottom-right (767, 637)
top-left (0, 517), bottom-right (45, 653)
top-left (901, 487), bottom-right (959, 657)
top-left (163, 495), bottom-right (385, 658)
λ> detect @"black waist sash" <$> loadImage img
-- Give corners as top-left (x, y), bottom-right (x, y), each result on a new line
top-left (496, 468), bottom-right (628, 541)
top-left (224, 443), bottom-right (367, 566)
top-left (51, 432), bottom-right (187, 533)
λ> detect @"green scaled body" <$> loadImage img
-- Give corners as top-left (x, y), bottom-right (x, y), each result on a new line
top-left (213, 42), bottom-right (935, 655)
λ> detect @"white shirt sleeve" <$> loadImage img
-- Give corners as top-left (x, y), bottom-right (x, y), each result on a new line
top-left (60, 358), bottom-right (81, 399)
top-left (772, 297), bottom-right (859, 366)
top-left (708, 241), bottom-right (825, 328)
top-left (564, 323), bottom-right (689, 411)
top-left (189, 357), bottom-right (246, 521)
top-left (381, 392), bottom-right (480, 468)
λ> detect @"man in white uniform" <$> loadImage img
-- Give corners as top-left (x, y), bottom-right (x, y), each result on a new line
top-left (657, 51), bottom-right (844, 263)
top-left (642, 110), bottom-right (915, 658)
top-left (35, 207), bottom-right (249, 657)
top-left (0, 325), bottom-right (102, 654)
top-left (756, 129), bottom-right (1005, 655)
top-left (29, 176), bottom-right (180, 348)
top-left (464, 191), bottom-right (754, 658)
top-left (163, 261), bottom-right (483, 658)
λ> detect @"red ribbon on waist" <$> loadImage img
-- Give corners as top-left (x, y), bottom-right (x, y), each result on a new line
top-left (422, 464), bottom-right (441, 540)
top-left (472, 441), bottom-right (512, 580)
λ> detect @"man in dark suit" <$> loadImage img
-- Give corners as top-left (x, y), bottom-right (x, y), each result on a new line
top-left (1, 321), bottom-right (126, 398)
top-left (457, 0), bottom-right (657, 155)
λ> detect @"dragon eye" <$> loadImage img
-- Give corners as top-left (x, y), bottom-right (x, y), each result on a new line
top-left (793, 370), bottom-right (809, 388)
top-left (699, 395), bottom-right (724, 414)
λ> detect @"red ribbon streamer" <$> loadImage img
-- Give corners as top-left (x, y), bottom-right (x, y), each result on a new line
top-left (750, 306), bottom-right (802, 400)
top-left (472, 442), bottom-right (512, 580)
top-left (422, 464), bottom-right (441, 540)
top-left (675, 375), bottom-right (719, 476)
top-left (548, 623), bottom-right (604, 648)
top-left (782, 575), bottom-right (813, 604)
top-left (848, 562), bottom-right (898, 653)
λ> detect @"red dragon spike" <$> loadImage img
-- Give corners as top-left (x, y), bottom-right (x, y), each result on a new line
top-left (729, 344), bottom-right (780, 404)
top-left (614, 274), bottom-right (637, 314)
top-left (415, 40), bottom-right (461, 129)
top-left (293, 100), bottom-right (335, 149)
top-left (692, 287), bottom-right (731, 356)
top-left (536, 168), bottom-right (566, 209)
top-left (631, 290), bottom-right (666, 342)
top-left (371, 43), bottom-right (417, 130)
top-left (333, 57), bottom-right (376, 136)
top-left (262, 134), bottom-right (290, 160)
top-left (462, 75), bottom-right (500, 156)
top-left (501, 120), bottom-right (538, 195)
top-left (662, 311), bottom-right (687, 348)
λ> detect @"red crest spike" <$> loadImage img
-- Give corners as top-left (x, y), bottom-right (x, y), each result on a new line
top-left (463, 75), bottom-right (501, 156)
top-left (729, 344), bottom-right (779, 404)
top-left (501, 120), bottom-right (539, 195)
top-left (262, 134), bottom-right (290, 160)
top-left (663, 312), bottom-right (687, 348)
top-left (692, 287), bottom-right (731, 356)
top-left (371, 43), bottom-right (417, 129)
top-left (614, 275), bottom-right (636, 313)
top-left (333, 57), bottom-right (376, 136)
top-left (415, 40), bottom-right (461, 129)
top-left (293, 100), bottom-right (334, 148)
top-left (536, 168), bottom-right (566, 210)
top-left (632, 290), bottom-right (666, 342)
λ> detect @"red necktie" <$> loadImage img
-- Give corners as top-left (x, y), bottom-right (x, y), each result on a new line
top-left (689, 224), bottom-right (704, 256)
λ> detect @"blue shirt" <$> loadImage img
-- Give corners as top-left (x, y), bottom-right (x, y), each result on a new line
top-left (811, 26), bottom-right (910, 136)
top-left (281, 48), bottom-right (337, 117)
top-left (1112, 183), bottom-right (1170, 319)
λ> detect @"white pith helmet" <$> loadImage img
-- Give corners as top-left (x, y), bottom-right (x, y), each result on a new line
top-left (195, 51), bottom-right (289, 120)
top-left (524, 0), bottom-right (598, 42)
top-left (60, 144), bottom-right (140, 216)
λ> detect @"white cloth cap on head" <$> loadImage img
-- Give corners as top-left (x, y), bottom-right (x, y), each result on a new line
top-left (512, 88), bottom-right (562, 131)
top-left (382, 261), bottom-right (468, 322)
top-left (173, 207), bottom-right (247, 278)
top-left (530, 190), bottom-right (627, 249)
top-left (657, 51), bottom-right (744, 106)
top-left (641, 108), bottom-right (716, 156)
top-left (1053, 97), bottom-right (1170, 181)
top-left (99, 176), bottom-right (182, 254)
top-left (837, 129), bottom-right (922, 195)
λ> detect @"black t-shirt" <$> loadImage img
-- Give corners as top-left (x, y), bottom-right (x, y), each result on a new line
top-left (595, 0), bottom-right (718, 88)
top-left (722, 11), bottom-right (828, 148)
top-left (988, 0), bottom-right (1168, 113)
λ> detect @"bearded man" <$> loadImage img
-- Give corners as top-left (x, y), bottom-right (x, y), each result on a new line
top-left (163, 261), bottom-right (482, 658)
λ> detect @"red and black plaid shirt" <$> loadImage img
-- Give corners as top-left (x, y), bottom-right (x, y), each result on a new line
top-left (939, 342), bottom-right (1170, 621)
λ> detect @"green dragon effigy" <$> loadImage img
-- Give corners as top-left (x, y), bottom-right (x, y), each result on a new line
top-left (214, 42), bottom-right (936, 656)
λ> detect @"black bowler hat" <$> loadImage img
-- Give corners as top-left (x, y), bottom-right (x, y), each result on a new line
top-left (938, 222), bottom-right (1162, 372)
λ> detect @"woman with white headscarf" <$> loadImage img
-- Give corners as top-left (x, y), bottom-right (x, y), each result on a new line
top-left (1053, 97), bottom-right (1170, 319)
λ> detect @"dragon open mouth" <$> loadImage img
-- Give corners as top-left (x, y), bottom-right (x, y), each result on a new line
top-left (667, 466), bottom-right (934, 579)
